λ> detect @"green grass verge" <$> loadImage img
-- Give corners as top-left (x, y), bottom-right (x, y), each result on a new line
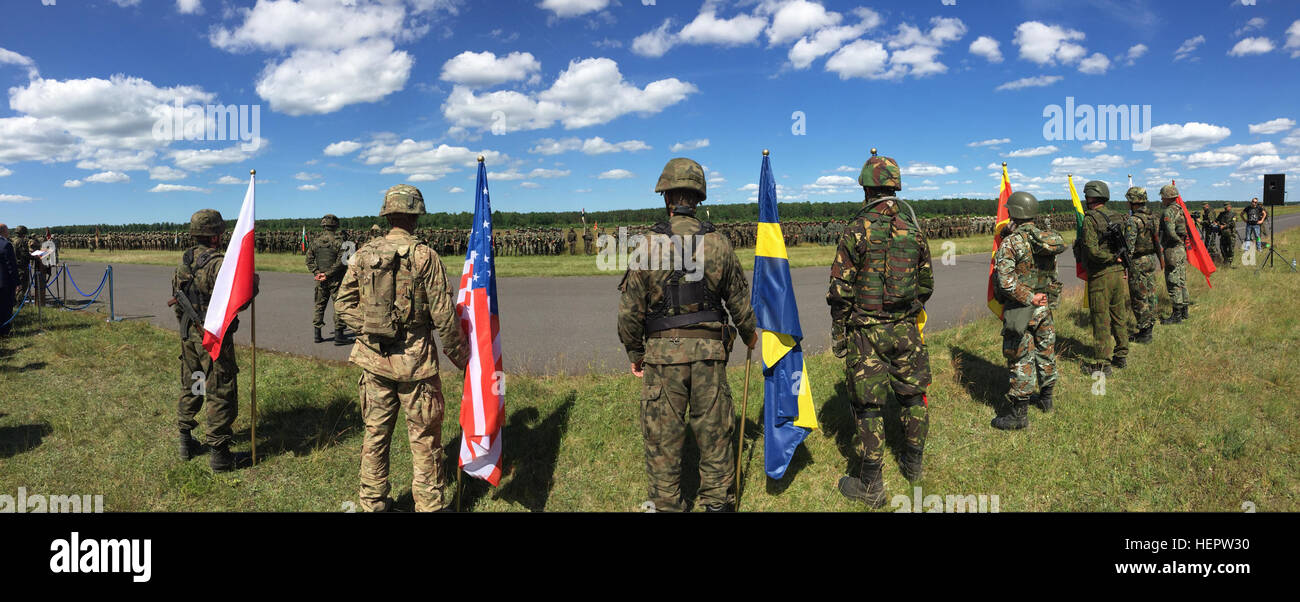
top-left (3, 229), bottom-right (1295, 512)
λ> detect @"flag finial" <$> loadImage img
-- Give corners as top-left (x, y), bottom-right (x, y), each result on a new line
top-left (1002, 162), bottom-right (1007, 167)
top-left (870, 147), bottom-right (877, 156)
top-left (250, 169), bottom-right (255, 175)
top-left (762, 149), bottom-right (769, 156)
top-left (477, 155), bottom-right (485, 163)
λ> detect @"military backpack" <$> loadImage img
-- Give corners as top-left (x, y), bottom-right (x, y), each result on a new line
top-left (353, 235), bottom-right (428, 345)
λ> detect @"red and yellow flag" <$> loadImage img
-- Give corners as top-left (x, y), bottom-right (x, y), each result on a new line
top-left (1172, 181), bottom-right (1216, 287)
top-left (986, 163), bottom-right (1012, 318)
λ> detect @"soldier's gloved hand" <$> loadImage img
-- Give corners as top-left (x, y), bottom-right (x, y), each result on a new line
top-left (832, 336), bottom-right (848, 358)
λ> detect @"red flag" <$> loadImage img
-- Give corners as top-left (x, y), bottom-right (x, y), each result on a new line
top-left (1171, 181), bottom-right (1216, 287)
top-left (986, 164), bottom-right (1012, 318)
top-left (201, 173), bottom-right (256, 360)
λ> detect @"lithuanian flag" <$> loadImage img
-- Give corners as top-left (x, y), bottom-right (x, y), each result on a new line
top-left (986, 163), bottom-right (1012, 318)
top-left (1068, 175), bottom-right (1088, 281)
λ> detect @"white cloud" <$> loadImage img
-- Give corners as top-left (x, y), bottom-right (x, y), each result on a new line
top-left (209, 0), bottom-right (408, 52)
top-left (408, 174), bottom-right (440, 182)
top-left (447, 186), bottom-right (465, 194)
top-left (442, 58), bottom-right (696, 133)
top-left (440, 50), bottom-right (541, 87)
top-left (170, 144), bottom-right (260, 171)
top-left (149, 166), bottom-right (187, 181)
top-left (176, 0), bottom-right (201, 15)
top-left (295, 172), bottom-right (322, 181)
top-left (1219, 142), bottom-right (1278, 156)
top-left (0, 46), bottom-right (39, 79)
top-left (788, 22), bottom-right (868, 69)
top-left (1145, 122), bottom-right (1233, 152)
top-left (1185, 151), bottom-right (1241, 168)
top-left (63, 180), bottom-right (84, 188)
top-left (1229, 37), bottom-right (1275, 57)
top-left (1248, 118), bottom-right (1295, 135)
top-left (519, 181), bottom-right (541, 189)
top-left (825, 39), bottom-right (890, 79)
top-left (528, 168), bottom-right (569, 178)
top-left (1174, 35), bottom-right (1205, 61)
top-left (1083, 141), bottom-right (1108, 152)
top-left (969, 36), bottom-right (1002, 63)
top-left (150, 183), bottom-right (208, 193)
top-left (298, 184), bottom-right (322, 191)
top-left (255, 40), bottom-right (412, 116)
top-left (1013, 21), bottom-right (1087, 65)
top-left (803, 174), bottom-right (857, 194)
top-left (1283, 129), bottom-right (1300, 149)
top-left (75, 149), bottom-right (156, 173)
top-left (212, 175), bottom-right (244, 185)
top-left (902, 163), bottom-right (958, 176)
top-left (0, 194), bottom-right (35, 203)
top-left (357, 137), bottom-right (503, 181)
top-left (969, 139), bottom-right (1010, 149)
top-left (1078, 52), bottom-right (1110, 74)
top-left (1123, 43), bottom-right (1148, 65)
top-left (1234, 17), bottom-right (1266, 38)
top-left (85, 171), bottom-right (130, 184)
top-left (1005, 145), bottom-right (1058, 158)
top-left (631, 19), bottom-right (678, 58)
top-left (538, 0), bottom-right (608, 18)
top-left (678, 10), bottom-right (767, 47)
top-left (1286, 20), bottom-right (1300, 58)
top-left (670, 139), bottom-right (710, 152)
top-left (324, 140), bottom-right (363, 156)
top-left (1049, 154), bottom-right (1128, 175)
top-left (1232, 154), bottom-right (1300, 177)
top-left (995, 75), bottom-right (1063, 91)
top-left (598, 169), bottom-right (635, 180)
top-left (0, 166), bottom-right (10, 178)
top-left (582, 137), bottom-right (651, 155)
top-left (763, 0), bottom-right (841, 47)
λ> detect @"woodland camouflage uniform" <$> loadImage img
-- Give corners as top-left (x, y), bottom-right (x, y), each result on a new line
top-left (335, 185), bottom-right (469, 512)
top-left (618, 158), bottom-right (756, 512)
top-left (1160, 186), bottom-right (1191, 323)
top-left (307, 214), bottom-right (346, 342)
top-left (1123, 188), bottom-right (1160, 342)
top-left (1079, 181), bottom-right (1130, 373)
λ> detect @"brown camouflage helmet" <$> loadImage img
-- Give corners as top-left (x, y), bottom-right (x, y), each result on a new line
top-left (1006, 191), bottom-right (1039, 220)
top-left (380, 184), bottom-right (426, 216)
top-left (13, 225), bottom-right (27, 237)
top-left (321, 214), bottom-right (340, 229)
top-left (1160, 184), bottom-right (1180, 200)
top-left (1083, 180), bottom-right (1109, 200)
top-left (654, 158), bottom-right (707, 199)
top-left (1125, 186), bottom-right (1148, 203)
top-left (189, 209), bottom-right (225, 236)
top-left (858, 149), bottom-right (902, 190)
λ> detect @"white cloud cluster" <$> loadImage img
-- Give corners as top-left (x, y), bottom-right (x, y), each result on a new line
top-left (442, 58), bottom-right (697, 133)
top-left (1145, 122), bottom-right (1232, 152)
top-left (598, 169), bottom-right (635, 180)
top-left (670, 139), bottom-right (710, 152)
top-left (1174, 35), bottom-right (1205, 61)
top-left (1229, 37), bottom-right (1275, 57)
top-left (1013, 21), bottom-right (1107, 74)
top-left (968, 138), bottom-right (1010, 148)
top-left (150, 183), bottom-right (208, 193)
top-left (0, 46), bottom-right (39, 79)
top-left (995, 75), bottom-right (1063, 91)
top-left (346, 136), bottom-right (503, 181)
top-left (440, 51), bottom-right (541, 87)
top-left (324, 141), bottom-right (364, 156)
top-left (1286, 20), bottom-right (1300, 58)
top-left (1005, 145), bottom-right (1058, 158)
top-left (825, 16), bottom-right (967, 80)
top-left (1122, 44), bottom-right (1147, 66)
top-left (969, 36), bottom-right (1002, 63)
top-left (1048, 154), bottom-right (1129, 175)
top-left (902, 163), bottom-right (958, 176)
top-left (538, 0), bottom-right (609, 18)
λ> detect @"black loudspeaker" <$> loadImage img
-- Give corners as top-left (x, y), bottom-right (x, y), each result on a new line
top-left (1263, 174), bottom-right (1285, 206)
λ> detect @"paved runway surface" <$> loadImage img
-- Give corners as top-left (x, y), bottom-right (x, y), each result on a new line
top-left (53, 213), bottom-right (1299, 375)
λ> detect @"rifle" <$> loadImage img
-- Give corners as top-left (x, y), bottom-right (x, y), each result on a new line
top-left (1150, 219), bottom-right (1166, 272)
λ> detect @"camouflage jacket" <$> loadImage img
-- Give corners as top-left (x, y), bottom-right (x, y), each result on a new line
top-left (334, 227), bottom-right (468, 382)
top-left (1161, 203), bottom-right (1189, 248)
top-left (171, 244), bottom-right (259, 339)
top-left (994, 223), bottom-right (1065, 307)
top-left (618, 211), bottom-right (756, 366)
top-left (1215, 209), bottom-right (1238, 239)
top-left (306, 230), bottom-right (345, 279)
top-left (827, 199), bottom-right (933, 329)
top-left (1124, 207), bottom-right (1159, 256)
top-left (1081, 206), bottom-right (1123, 277)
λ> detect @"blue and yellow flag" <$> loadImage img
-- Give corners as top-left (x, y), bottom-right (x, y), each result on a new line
top-left (752, 151), bottom-right (818, 480)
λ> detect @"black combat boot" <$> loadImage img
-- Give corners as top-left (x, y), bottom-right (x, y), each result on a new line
top-left (1179, 305), bottom-right (1189, 321)
top-left (178, 430), bottom-right (203, 461)
top-left (991, 396), bottom-right (1030, 430)
top-left (899, 447), bottom-right (924, 483)
top-left (333, 326), bottom-right (349, 346)
top-left (704, 502), bottom-right (735, 512)
top-left (1133, 324), bottom-right (1153, 344)
top-left (838, 462), bottom-right (887, 508)
top-left (209, 442), bottom-right (251, 473)
top-left (1111, 355), bottom-right (1127, 369)
top-left (1081, 362), bottom-right (1112, 376)
top-left (1034, 385), bottom-right (1054, 412)
top-left (1162, 306), bottom-right (1184, 324)
top-left (313, 327), bottom-right (323, 343)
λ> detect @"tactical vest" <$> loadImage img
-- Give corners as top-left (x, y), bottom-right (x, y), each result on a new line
top-left (643, 220), bottom-right (724, 333)
top-left (314, 231), bottom-right (342, 271)
top-left (353, 235), bottom-right (430, 345)
top-left (853, 209), bottom-right (922, 311)
top-left (1085, 209), bottom-right (1125, 264)
top-left (1162, 207), bottom-right (1188, 248)
top-left (1130, 211), bottom-right (1157, 255)
top-left (173, 246), bottom-right (223, 339)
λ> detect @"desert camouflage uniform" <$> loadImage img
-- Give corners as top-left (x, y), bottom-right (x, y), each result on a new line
top-left (335, 225), bottom-right (469, 512)
top-left (617, 205), bottom-right (756, 512)
top-left (306, 229), bottom-right (346, 330)
top-left (994, 222), bottom-right (1064, 398)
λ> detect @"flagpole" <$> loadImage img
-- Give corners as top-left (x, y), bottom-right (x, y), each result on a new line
top-left (736, 344), bottom-right (753, 511)
top-left (250, 169), bottom-right (257, 466)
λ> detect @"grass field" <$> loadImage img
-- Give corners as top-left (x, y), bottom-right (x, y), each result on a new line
top-left (3, 229), bottom-right (1295, 512)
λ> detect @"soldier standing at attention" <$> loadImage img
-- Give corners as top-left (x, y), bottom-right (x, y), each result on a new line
top-left (567, 227), bottom-right (578, 255)
top-left (618, 158), bottom-right (757, 513)
top-left (991, 193), bottom-right (1066, 430)
top-left (170, 209), bottom-right (259, 472)
top-left (334, 185), bottom-right (469, 512)
top-left (1079, 181), bottom-right (1130, 375)
top-left (1123, 188), bottom-right (1160, 344)
top-left (1214, 203), bottom-right (1238, 267)
top-left (1161, 186), bottom-right (1192, 324)
top-left (828, 149), bottom-right (933, 507)
top-left (10, 225), bottom-right (30, 306)
top-left (583, 225), bottom-right (594, 255)
top-left (307, 214), bottom-right (347, 344)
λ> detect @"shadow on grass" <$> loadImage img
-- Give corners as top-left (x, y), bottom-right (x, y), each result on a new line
top-left (949, 346), bottom-right (1005, 408)
top-left (802, 378), bottom-right (910, 488)
top-left (0, 362), bottom-right (47, 374)
top-left (0, 422), bottom-right (53, 459)
top-left (238, 395), bottom-right (361, 458)
top-left (20, 320), bottom-right (93, 334)
top-left (1055, 334), bottom-right (1091, 362)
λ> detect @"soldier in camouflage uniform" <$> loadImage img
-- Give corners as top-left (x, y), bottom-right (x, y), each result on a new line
top-left (618, 158), bottom-right (757, 513)
top-left (170, 209), bottom-right (259, 472)
top-left (583, 226), bottom-right (594, 255)
top-left (991, 192), bottom-right (1065, 430)
top-left (828, 150), bottom-right (933, 507)
top-left (1079, 181), bottom-right (1130, 375)
top-left (1160, 186), bottom-right (1192, 324)
top-left (335, 185), bottom-right (469, 512)
top-left (1214, 203), bottom-right (1238, 267)
top-left (10, 226), bottom-right (30, 306)
top-left (1124, 187), bottom-right (1161, 344)
top-left (307, 214), bottom-right (347, 344)
top-left (1198, 202), bottom-right (1221, 263)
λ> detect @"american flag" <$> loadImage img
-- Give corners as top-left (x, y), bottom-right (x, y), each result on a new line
top-left (455, 160), bottom-right (504, 485)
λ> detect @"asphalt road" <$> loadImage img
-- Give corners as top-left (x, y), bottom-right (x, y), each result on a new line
top-left (49, 212), bottom-right (1299, 376)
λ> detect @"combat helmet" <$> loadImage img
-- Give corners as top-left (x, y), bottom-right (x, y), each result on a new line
top-left (380, 184), bottom-right (426, 216)
top-left (1125, 187), bottom-right (1148, 203)
top-left (321, 214), bottom-right (340, 229)
top-left (858, 148), bottom-right (901, 190)
top-left (654, 158), bottom-right (707, 200)
top-left (1083, 180), bottom-right (1110, 201)
top-left (13, 225), bottom-right (27, 237)
top-left (190, 209), bottom-right (225, 236)
top-left (1006, 191), bottom-right (1039, 220)
top-left (1160, 184), bottom-right (1180, 200)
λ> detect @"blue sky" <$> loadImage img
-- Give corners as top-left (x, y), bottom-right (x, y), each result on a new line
top-left (2, 0), bottom-right (1299, 227)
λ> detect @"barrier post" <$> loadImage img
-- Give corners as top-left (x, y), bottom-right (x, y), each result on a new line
top-left (106, 266), bottom-right (120, 322)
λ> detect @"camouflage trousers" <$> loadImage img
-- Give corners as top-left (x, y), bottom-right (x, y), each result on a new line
top-left (639, 360), bottom-right (735, 512)
top-left (1164, 245), bottom-right (1189, 307)
top-left (1127, 253), bottom-right (1160, 332)
top-left (312, 276), bottom-right (341, 329)
top-left (1219, 233), bottom-right (1237, 265)
top-left (1002, 304), bottom-right (1057, 398)
top-left (1086, 270), bottom-right (1130, 363)
top-left (13, 264), bottom-right (29, 305)
top-left (844, 321), bottom-right (930, 465)
top-left (359, 371), bottom-right (447, 512)
top-left (177, 328), bottom-right (239, 446)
